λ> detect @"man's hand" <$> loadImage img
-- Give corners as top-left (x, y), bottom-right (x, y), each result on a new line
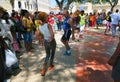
top-left (108, 56), bottom-right (117, 66)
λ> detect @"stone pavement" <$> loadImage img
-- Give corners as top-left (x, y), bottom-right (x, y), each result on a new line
top-left (11, 27), bottom-right (120, 82)
top-left (76, 28), bottom-right (119, 82)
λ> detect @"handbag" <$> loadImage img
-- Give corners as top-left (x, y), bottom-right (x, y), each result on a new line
top-left (103, 20), bottom-right (108, 25)
top-left (5, 49), bottom-right (18, 67)
top-left (13, 40), bottom-right (19, 51)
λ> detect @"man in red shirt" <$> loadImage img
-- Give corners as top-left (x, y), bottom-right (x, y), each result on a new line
top-left (56, 12), bottom-right (63, 31)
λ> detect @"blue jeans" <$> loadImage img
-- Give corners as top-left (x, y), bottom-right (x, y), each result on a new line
top-left (23, 31), bottom-right (32, 43)
top-left (111, 24), bottom-right (117, 37)
top-left (44, 39), bottom-right (56, 62)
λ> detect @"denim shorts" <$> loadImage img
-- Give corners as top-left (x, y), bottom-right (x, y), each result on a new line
top-left (23, 31), bottom-right (32, 43)
top-left (112, 56), bottom-right (120, 81)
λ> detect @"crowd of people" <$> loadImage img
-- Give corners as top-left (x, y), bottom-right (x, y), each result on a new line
top-left (0, 5), bottom-right (120, 82)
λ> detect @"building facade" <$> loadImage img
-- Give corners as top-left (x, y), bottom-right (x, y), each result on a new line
top-left (37, 0), bottom-right (50, 13)
top-left (0, 0), bottom-right (120, 14)
top-left (14, 0), bottom-right (50, 13)
top-left (0, 0), bottom-right (50, 13)
top-left (73, 1), bottom-right (120, 14)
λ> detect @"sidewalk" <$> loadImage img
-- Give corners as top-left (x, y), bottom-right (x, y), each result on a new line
top-left (11, 31), bottom-right (76, 82)
top-left (11, 27), bottom-right (119, 82)
top-left (76, 27), bottom-right (119, 82)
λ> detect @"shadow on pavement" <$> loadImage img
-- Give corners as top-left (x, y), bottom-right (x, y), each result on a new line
top-left (76, 30), bottom-right (118, 82)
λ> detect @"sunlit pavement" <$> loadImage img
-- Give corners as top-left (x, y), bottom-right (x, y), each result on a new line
top-left (11, 27), bottom-right (119, 82)
top-left (76, 27), bottom-right (119, 82)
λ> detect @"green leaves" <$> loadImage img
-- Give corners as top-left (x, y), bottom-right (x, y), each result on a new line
top-left (55, 0), bottom-right (118, 12)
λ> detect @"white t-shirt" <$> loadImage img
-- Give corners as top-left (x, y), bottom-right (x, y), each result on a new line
top-left (110, 12), bottom-right (120, 25)
top-left (39, 23), bottom-right (51, 40)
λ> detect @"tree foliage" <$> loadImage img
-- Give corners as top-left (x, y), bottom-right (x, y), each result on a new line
top-left (88, 0), bottom-right (119, 11)
top-left (106, 0), bottom-right (119, 11)
top-left (55, 0), bottom-right (82, 10)
top-left (55, 0), bottom-right (119, 12)
top-left (55, 0), bottom-right (64, 10)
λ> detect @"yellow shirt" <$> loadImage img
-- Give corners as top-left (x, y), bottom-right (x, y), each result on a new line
top-left (35, 20), bottom-right (41, 30)
top-left (22, 17), bottom-right (33, 32)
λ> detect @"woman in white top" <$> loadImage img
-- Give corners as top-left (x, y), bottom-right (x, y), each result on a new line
top-left (38, 12), bottom-right (56, 76)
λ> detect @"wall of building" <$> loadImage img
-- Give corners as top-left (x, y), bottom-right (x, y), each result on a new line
top-left (37, 0), bottom-right (50, 13)
top-left (0, 0), bottom-right (12, 13)
top-left (72, 1), bottom-right (120, 14)
top-left (14, 0), bottom-right (50, 13)
top-left (0, 0), bottom-right (50, 13)
top-left (0, 0), bottom-right (120, 14)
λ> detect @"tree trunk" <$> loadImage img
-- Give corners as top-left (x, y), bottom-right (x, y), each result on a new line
top-left (55, 0), bottom-right (64, 11)
top-left (59, 3), bottom-right (63, 11)
top-left (111, 5), bottom-right (114, 12)
top-left (64, 0), bottom-right (73, 10)
top-left (10, 0), bottom-right (14, 10)
top-left (108, 0), bottom-right (118, 12)
top-left (64, 4), bottom-right (69, 10)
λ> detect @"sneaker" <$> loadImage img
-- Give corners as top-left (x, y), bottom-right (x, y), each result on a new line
top-left (48, 65), bottom-right (54, 71)
top-left (63, 51), bottom-right (67, 56)
top-left (64, 51), bottom-right (71, 56)
top-left (67, 51), bottom-right (71, 56)
top-left (41, 68), bottom-right (46, 76)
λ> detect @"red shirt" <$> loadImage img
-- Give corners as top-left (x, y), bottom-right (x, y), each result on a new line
top-left (57, 14), bottom-right (63, 22)
top-left (16, 15), bottom-right (21, 21)
top-left (48, 14), bottom-right (54, 25)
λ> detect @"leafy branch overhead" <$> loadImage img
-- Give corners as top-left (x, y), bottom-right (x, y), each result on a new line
top-left (55, 0), bottom-right (82, 10)
top-left (55, 0), bottom-right (64, 10)
top-left (106, 0), bottom-right (118, 11)
top-left (55, 0), bottom-right (119, 12)
top-left (9, 0), bottom-right (119, 12)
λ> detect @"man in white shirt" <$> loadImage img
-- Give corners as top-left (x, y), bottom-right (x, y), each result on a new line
top-left (110, 9), bottom-right (120, 37)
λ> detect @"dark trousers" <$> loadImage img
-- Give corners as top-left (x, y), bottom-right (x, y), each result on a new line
top-left (57, 22), bottom-right (62, 31)
top-left (44, 39), bottom-right (56, 62)
top-left (0, 55), bottom-right (5, 82)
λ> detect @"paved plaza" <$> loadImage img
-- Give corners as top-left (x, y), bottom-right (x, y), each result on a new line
top-left (11, 27), bottom-right (119, 82)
